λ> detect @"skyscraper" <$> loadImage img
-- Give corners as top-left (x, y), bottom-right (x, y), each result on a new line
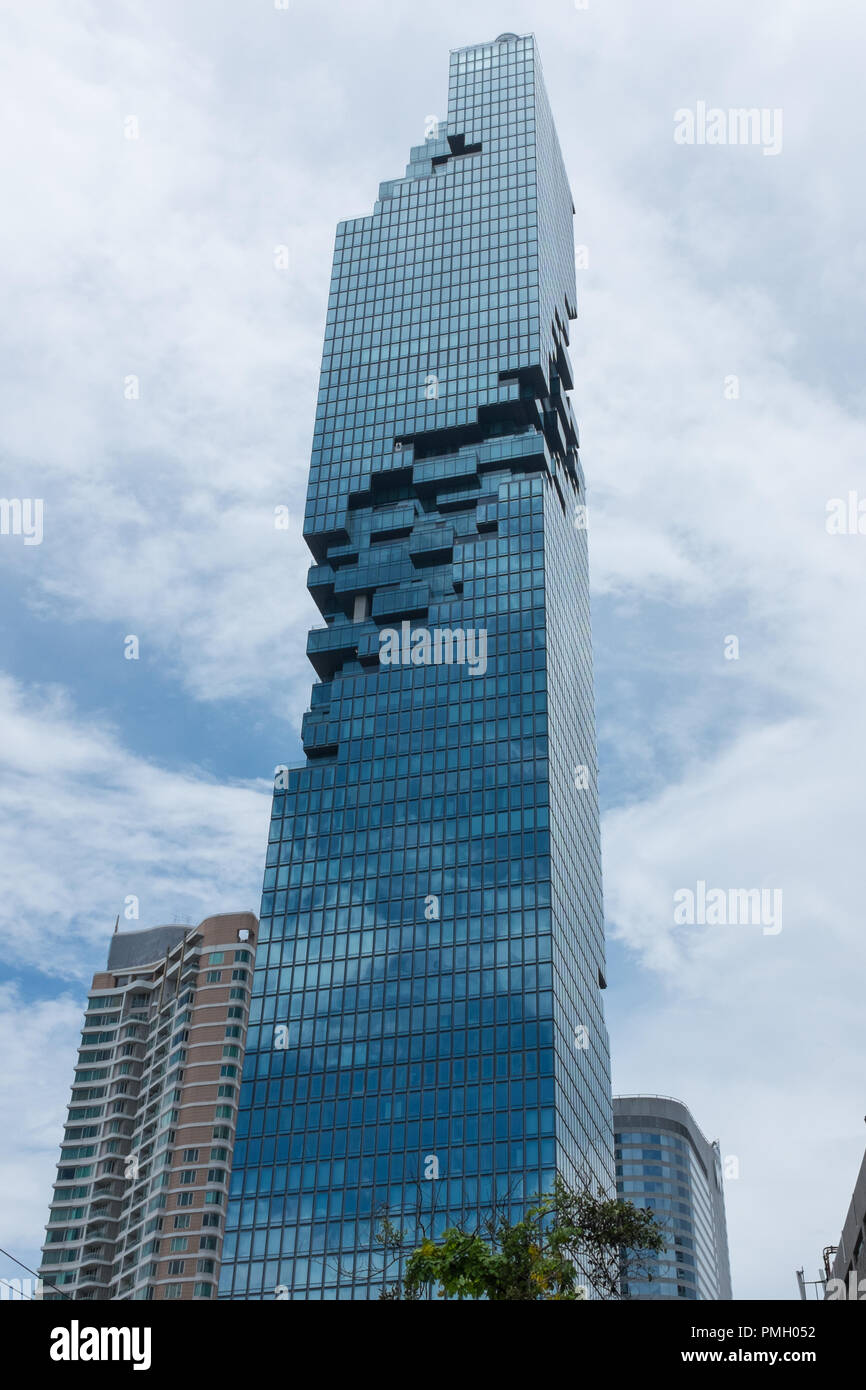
top-left (614, 1095), bottom-right (733, 1300)
top-left (222, 32), bottom-right (614, 1300)
top-left (39, 913), bottom-right (257, 1301)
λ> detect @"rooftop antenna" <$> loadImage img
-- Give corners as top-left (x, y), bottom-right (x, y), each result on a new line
top-left (113, 914), bottom-right (119, 934)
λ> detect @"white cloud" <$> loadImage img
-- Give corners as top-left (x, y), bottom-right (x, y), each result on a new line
top-left (0, 675), bottom-right (271, 980)
top-left (604, 707), bottom-right (866, 1297)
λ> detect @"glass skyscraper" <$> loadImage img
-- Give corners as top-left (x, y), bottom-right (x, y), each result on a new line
top-left (614, 1095), bottom-right (733, 1300)
top-left (221, 31), bottom-right (614, 1300)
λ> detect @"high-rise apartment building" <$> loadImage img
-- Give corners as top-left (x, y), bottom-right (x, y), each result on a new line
top-left (221, 32), bottom-right (614, 1300)
top-left (614, 1095), bottom-right (733, 1300)
top-left (39, 912), bottom-right (257, 1301)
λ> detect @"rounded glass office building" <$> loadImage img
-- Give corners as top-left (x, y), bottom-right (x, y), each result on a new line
top-left (614, 1094), bottom-right (733, 1300)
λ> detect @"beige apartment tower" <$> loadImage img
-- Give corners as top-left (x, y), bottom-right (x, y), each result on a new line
top-left (39, 911), bottom-right (257, 1300)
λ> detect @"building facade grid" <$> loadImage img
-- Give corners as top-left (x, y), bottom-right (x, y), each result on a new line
top-left (221, 32), bottom-right (614, 1300)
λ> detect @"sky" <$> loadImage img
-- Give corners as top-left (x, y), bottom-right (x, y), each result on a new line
top-left (1, 0), bottom-right (864, 1302)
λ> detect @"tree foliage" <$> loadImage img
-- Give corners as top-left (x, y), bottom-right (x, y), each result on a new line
top-left (377, 1174), bottom-right (666, 1301)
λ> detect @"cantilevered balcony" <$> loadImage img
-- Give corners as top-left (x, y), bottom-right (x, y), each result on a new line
top-left (371, 582), bottom-right (430, 623)
top-left (307, 620), bottom-right (376, 678)
top-left (408, 523), bottom-right (454, 567)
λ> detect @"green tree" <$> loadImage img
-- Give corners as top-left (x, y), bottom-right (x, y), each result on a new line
top-left (377, 1174), bottom-right (665, 1301)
